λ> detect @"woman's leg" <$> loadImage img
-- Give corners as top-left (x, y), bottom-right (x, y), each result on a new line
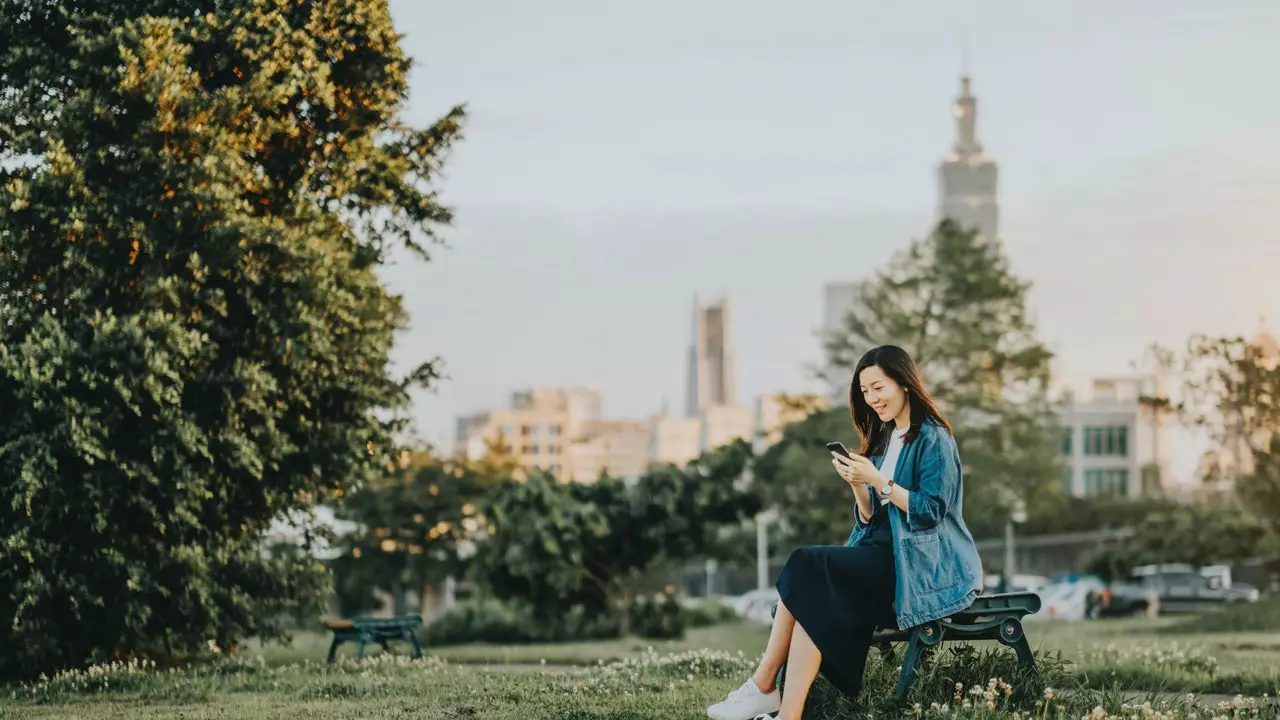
top-left (750, 600), bottom-right (795, 693)
top-left (777, 620), bottom-right (823, 720)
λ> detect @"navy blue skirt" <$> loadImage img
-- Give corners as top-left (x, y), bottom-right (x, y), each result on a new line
top-left (775, 543), bottom-right (897, 698)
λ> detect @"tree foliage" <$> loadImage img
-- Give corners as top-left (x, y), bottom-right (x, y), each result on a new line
top-left (752, 408), bottom-right (862, 549)
top-left (330, 449), bottom-right (501, 615)
top-left (0, 0), bottom-right (463, 677)
top-left (1168, 333), bottom-right (1280, 564)
top-left (1084, 504), bottom-right (1268, 581)
top-left (973, 494), bottom-right (1181, 541)
top-left (823, 220), bottom-right (1063, 525)
top-left (475, 441), bottom-right (761, 626)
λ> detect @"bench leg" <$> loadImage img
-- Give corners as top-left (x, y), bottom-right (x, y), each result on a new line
top-left (1012, 636), bottom-right (1035, 674)
top-left (326, 636), bottom-right (341, 664)
top-left (357, 637), bottom-right (367, 661)
top-left (407, 630), bottom-right (423, 660)
top-left (994, 618), bottom-right (1037, 698)
top-left (378, 638), bottom-right (391, 655)
top-left (895, 633), bottom-right (928, 699)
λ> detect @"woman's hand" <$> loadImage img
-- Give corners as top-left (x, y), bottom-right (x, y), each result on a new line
top-left (832, 453), bottom-right (882, 488)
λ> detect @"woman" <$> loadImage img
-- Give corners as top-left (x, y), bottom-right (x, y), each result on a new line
top-left (707, 345), bottom-right (984, 720)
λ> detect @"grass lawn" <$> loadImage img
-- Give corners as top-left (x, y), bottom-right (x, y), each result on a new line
top-left (5, 617), bottom-right (1280, 719)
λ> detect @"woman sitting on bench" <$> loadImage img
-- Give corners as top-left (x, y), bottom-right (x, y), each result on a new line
top-left (707, 345), bottom-right (984, 720)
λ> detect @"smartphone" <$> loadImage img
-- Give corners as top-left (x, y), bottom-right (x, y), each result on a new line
top-left (825, 441), bottom-right (853, 459)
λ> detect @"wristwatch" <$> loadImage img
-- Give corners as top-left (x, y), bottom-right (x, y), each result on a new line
top-left (878, 480), bottom-right (895, 498)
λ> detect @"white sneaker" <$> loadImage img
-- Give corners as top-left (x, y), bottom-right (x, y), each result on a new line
top-left (706, 677), bottom-right (780, 720)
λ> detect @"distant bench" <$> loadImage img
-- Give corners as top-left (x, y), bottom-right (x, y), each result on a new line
top-left (774, 592), bottom-right (1041, 699)
top-left (323, 614), bottom-right (424, 663)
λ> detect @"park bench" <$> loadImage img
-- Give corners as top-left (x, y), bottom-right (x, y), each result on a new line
top-left (773, 592), bottom-right (1041, 699)
top-left (323, 614), bottom-right (424, 663)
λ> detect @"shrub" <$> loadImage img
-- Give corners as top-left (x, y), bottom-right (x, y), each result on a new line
top-left (421, 599), bottom-right (533, 646)
top-left (685, 598), bottom-right (739, 628)
top-left (421, 599), bottom-right (621, 646)
top-left (627, 589), bottom-right (687, 640)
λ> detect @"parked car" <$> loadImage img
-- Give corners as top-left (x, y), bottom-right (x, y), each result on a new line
top-left (726, 588), bottom-right (780, 624)
top-left (1035, 576), bottom-right (1107, 621)
top-left (1199, 564), bottom-right (1262, 603)
top-left (1089, 563), bottom-right (1260, 618)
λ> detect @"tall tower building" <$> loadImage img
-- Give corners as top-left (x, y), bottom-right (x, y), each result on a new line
top-left (685, 296), bottom-right (737, 417)
top-left (822, 281), bottom-right (860, 401)
top-left (937, 75), bottom-right (999, 243)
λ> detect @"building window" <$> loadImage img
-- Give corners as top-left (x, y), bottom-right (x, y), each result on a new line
top-left (522, 444), bottom-right (537, 454)
top-left (546, 444), bottom-right (560, 455)
top-left (1061, 428), bottom-right (1072, 455)
top-left (1061, 468), bottom-right (1073, 493)
top-left (1083, 426), bottom-right (1128, 457)
top-left (1084, 470), bottom-right (1100, 496)
top-left (520, 425), bottom-right (532, 437)
top-left (548, 464), bottom-right (560, 476)
top-left (1113, 469), bottom-right (1129, 496)
top-left (549, 424), bottom-right (562, 437)
top-left (1083, 468), bottom-right (1129, 497)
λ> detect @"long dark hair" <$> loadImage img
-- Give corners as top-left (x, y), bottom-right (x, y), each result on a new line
top-left (849, 345), bottom-right (952, 456)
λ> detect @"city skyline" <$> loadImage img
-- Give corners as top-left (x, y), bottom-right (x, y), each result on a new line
top-left (382, 0), bottom-right (1280, 489)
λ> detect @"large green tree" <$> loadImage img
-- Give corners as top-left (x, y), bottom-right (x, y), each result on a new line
top-left (823, 220), bottom-right (1063, 530)
top-left (0, 0), bottom-right (463, 677)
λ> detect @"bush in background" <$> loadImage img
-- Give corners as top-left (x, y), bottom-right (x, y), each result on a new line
top-left (627, 589), bottom-right (687, 640)
top-left (420, 591), bottom-right (709, 646)
top-left (685, 598), bottom-right (739, 629)
top-left (421, 599), bottom-right (621, 646)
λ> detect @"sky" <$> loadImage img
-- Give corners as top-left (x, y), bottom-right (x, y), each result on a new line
top-left (378, 0), bottom-right (1280, 485)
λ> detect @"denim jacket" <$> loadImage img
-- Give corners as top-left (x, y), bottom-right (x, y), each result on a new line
top-left (843, 419), bottom-right (984, 630)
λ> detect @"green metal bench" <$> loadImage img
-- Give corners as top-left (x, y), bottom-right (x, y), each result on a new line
top-left (773, 592), bottom-right (1041, 699)
top-left (875, 592), bottom-right (1041, 698)
top-left (323, 614), bottom-right (424, 663)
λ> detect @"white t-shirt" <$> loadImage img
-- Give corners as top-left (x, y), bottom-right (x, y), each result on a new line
top-left (880, 426), bottom-right (909, 482)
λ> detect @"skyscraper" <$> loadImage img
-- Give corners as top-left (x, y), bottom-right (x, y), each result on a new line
top-left (685, 295), bottom-right (737, 417)
top-left (937, 75), bottom-right (999, 243)
top-left (821, 281), bottom-right (860, 401)
top-left (821, 75), bottom-right (1001, 400)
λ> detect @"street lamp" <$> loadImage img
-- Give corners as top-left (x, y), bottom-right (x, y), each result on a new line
top-left (756, 508), bottom-right (779, 591)
top-left (1003, 497), bottom-right (1027, 592)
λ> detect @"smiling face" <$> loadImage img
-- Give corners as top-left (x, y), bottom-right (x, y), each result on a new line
top-left (858, 363), bottom-right (908, 425)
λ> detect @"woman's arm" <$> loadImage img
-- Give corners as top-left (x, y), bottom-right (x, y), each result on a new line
top-left (837, 430), bottom-right (959, 531)
top-left (852, 482), bottom-right (874, 524)
top-left (879, 431), bottom-right (957, 531)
